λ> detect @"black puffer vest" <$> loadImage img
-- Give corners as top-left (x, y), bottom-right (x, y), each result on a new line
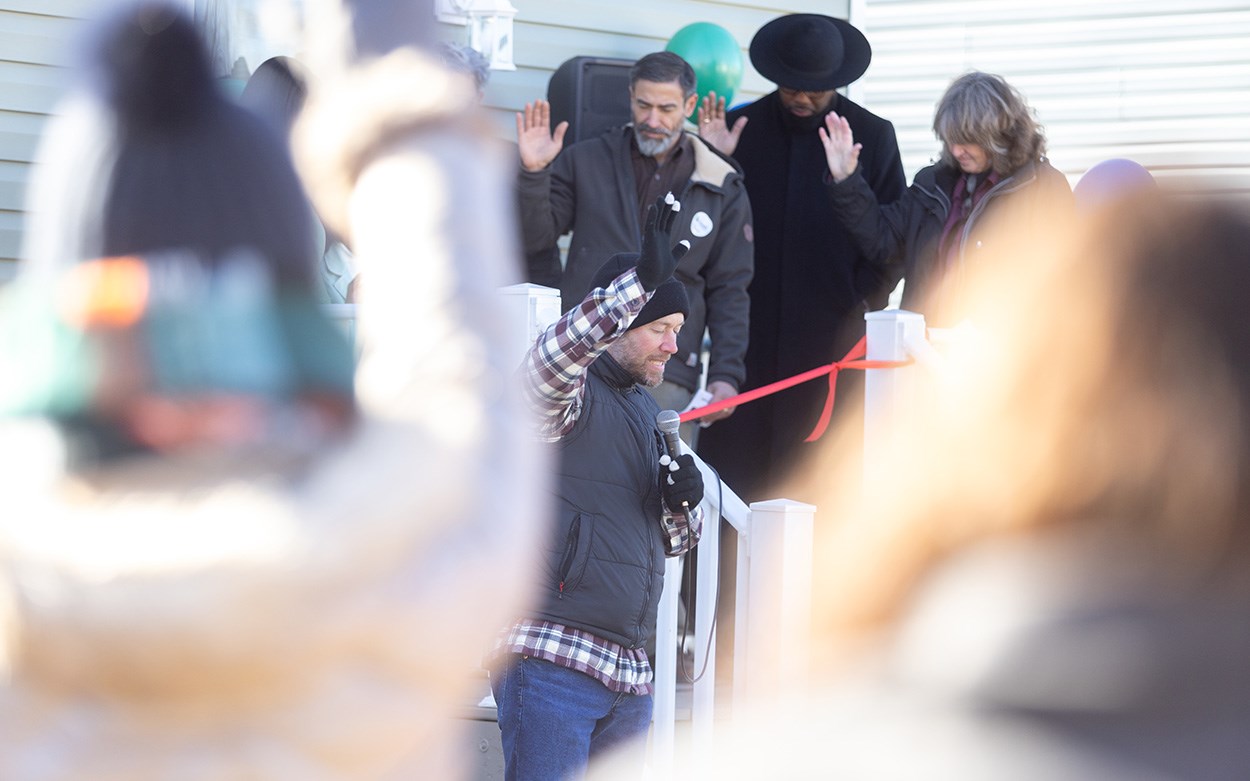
top-left (533, 352), bottom-right (667, 649)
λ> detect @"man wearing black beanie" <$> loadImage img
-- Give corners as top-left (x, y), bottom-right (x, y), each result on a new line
top-left (487, 195), bottom-right (705, 780)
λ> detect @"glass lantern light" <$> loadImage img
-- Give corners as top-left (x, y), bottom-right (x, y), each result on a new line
top-left (465, 0), bottom-right (517, 71)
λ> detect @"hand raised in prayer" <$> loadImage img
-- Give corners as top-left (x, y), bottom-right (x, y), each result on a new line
top-left (818, 111), bottom-right (861, 183)
top-left (516, 99), bottom-right (568, 172)
top-left (696, 91), bottom-right (748, 156)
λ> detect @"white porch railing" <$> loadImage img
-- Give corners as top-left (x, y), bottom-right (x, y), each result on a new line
top-left (651, 458), bottom-right (815, 772)
top-left (863, 309), bottom-right (963, 487)
top-left (863, 309), bottom-right (926, 484)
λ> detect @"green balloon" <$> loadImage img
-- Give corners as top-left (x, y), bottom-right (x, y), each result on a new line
top-left (666, 22), bottom-right (743, 112)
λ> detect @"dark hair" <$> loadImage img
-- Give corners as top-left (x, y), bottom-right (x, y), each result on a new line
top-left (239, 55), bottom-right (351, 253)
top-left (933, 71), bottom-right (1046, 176)
top-left (629, 51), bottom-right (696, 100)
top-left (240, 56), bottom-right (308, 137)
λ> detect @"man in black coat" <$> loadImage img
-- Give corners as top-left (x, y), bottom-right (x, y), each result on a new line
top-left (696, 14), bottom-right (906, 502)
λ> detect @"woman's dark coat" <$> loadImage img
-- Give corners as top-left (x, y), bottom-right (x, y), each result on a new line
top-left (828, 156), bottom-right (1074, 326)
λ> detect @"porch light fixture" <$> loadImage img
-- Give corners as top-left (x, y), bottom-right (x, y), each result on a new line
top-left (434, 0), bottom-right (471, 24)
top-left (465, 0), bottom-right (516, 71)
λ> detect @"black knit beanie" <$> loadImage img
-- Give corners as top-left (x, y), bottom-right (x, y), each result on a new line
top-left (591, 253), bottom-right (689, 330)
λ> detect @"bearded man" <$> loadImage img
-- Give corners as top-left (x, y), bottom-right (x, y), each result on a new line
top-left (489, 197), bottom-right (704, 781)
top-left (516, 50), bottom-right (755, 446)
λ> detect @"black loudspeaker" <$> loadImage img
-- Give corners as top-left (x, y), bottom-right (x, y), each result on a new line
top-left (547, 56), bottom-right (635, 145)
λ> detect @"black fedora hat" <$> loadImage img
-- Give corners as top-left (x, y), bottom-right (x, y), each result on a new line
top-left (749, 14), bottom-right (872, 92)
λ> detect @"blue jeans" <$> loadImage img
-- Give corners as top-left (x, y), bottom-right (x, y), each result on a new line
top-left (490, 655), bottom-right (653, 781)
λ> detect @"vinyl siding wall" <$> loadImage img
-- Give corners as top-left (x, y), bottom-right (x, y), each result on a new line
top-left (451, 1), bottom-right (851, 140)
top-left (0, 1), bottom-right (97, 280)
top-left (854, 0), bottom-right (1250, 196)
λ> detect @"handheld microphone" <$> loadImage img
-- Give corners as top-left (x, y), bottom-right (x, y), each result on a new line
top-left (656, 409), bottom-right (693, 523)
top-left (657, 409), bottom-right (683, 459)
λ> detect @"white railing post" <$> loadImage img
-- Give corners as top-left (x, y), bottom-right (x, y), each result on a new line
top-left (653, 556), bottom-right (682, 771)
top-left (863, 310), bottom-right (926, 487)
top-left (497, 283), bottom-right (562, 365)
top-left (689, 466), bottom-right (723, 755)
top-left (735, 499), bottom-right (815, 705)
top-left (653, 450), bottom-right (741, 773)
top-left (732, 526), bottom-right (751, 711)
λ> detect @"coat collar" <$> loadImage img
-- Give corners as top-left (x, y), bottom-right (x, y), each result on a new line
top-left (687, 131), bottom-right (742, 188)
top-left (592, 351), bottom-right (638, 391)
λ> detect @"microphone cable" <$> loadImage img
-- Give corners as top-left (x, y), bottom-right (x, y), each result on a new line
top-left (677, 458), bottom-right (724, 685)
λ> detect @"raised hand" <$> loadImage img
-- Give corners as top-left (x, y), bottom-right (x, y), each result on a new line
top-left (516, 99), bottom-right (568, 172)
top-left (636, 194), bottom-right (688, 291)
top-left (818, 111), bottom-right (861, 183)
top-left (696, 90), bottom-right (748, 156)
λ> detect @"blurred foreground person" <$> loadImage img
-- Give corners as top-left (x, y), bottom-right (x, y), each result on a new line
top-left (596, 190), bottom-right (1250, 780)
top-left (0, 2), bottom-right (545, 779)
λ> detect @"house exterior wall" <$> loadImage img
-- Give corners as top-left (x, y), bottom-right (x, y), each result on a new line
top-left (448, 0), bottom-right (851, 140)
top-left (0, 1), bottom-right (98, 279)
top-left (0, 0), bottom-right (845, 280)
top-left (854, 0), bottom-right (1250, 195)
top-left (7, 1), bottom-right (1246, 280)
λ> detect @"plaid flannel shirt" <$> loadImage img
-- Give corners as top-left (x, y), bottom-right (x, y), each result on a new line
top-left (492, 268), bottom-right (702, 693)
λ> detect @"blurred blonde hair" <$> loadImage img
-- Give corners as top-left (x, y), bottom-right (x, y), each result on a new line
top-left (809, 189), bottom-right (1250, 654)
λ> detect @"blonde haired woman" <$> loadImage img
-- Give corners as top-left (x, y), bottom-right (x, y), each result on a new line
top-left (822, 70), bottom-right (1073, 325)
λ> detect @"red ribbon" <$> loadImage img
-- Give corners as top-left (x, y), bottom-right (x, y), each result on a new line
top-left (678, 336), bottom-right (912, 442)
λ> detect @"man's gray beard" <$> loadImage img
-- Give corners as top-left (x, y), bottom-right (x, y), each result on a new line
top-left (634, 125), bottom-right (679, 158)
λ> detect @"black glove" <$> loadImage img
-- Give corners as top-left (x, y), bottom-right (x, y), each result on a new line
top-left (661, 453), bottom-right (704, 514)
top-left (636, 194), bottom-right (690, 291)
